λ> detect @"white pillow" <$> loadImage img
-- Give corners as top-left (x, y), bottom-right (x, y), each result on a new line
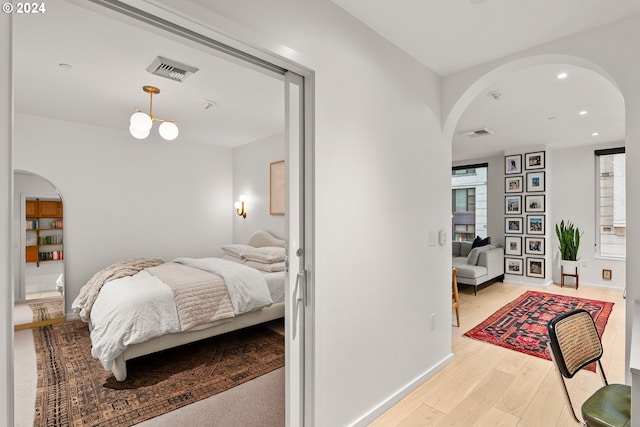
top-left (222, 254), bottom-right (245, 264)
top-left (245, 260), bottom-right (285, 272)
top-left (245, 246), bottom-right (285, 263)
top-left (221, 244), bottom-right (253, 259)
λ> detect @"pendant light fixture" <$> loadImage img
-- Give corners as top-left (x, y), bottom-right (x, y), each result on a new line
top-left (129, 85), bottom-right (179, 141)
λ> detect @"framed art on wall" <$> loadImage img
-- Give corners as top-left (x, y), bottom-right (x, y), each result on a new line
top-left (505, 176), bottom-right (523, 193)
top-left (526, 257), bottom-right (545, 278)
top-left (505, 154), bottom-right (522, 175)
top-left (525, 237), bottom-right (545, 255)
top-left (505, 195), bottom-right (522, 215)
top-left (270, 160), bottom-right (285, 216)
top-left (505, 236), bottom-right (522, 256)
top-left (525, 151), bottom-right (545, 170)
top-left (527, 215), bottom-right (545, 235)
top-left (505, 217), bottom-right (523, 234)
top-left (505, 257), bottom-right (524, 275)
top-left (526, 171), bottom-right (545, 192)
top-left (525, 194), bottom-right (545, 212)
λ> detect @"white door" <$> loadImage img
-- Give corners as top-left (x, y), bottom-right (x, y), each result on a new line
top-left (285, 70), bottom-right (313, 426)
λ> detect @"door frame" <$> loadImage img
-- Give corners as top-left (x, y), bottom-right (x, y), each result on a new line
top-left (4, 2), bottom-right (316, 426)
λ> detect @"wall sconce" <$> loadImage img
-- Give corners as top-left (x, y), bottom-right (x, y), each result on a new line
top-left (234, 195), bottom-right (247, 218)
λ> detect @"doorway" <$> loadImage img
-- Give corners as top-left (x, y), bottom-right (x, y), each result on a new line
top-left (13, 171), bottom-right (65, 330)
top-left (9, 1), bottom-right (314, 425)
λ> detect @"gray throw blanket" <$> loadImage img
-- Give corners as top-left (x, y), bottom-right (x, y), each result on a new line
top-left (72, 258), bottom-right (164, 322)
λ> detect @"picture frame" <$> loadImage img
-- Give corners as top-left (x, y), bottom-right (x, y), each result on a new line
top-left (505, 195), bottom-right (522, 215)
top-left (505, 217), bottom-right (523, 234)
top-left (526, 215), bottom-right (545, 235)
top-left (524, 151), bottom-right (545, 170)
top-left (524, 237), bottom-right (545, 255)
top-left (526, 257), bottom-right (545, 278)
top-left (505, 154), bottom-right (522, 175)
top-left (602, 269), bottom-right (612, 280)
top-left (505, 257), bottom-right (524, 275)
top-left (505, 176), bottom-right (523, 193)
top-left (270, 160), bottom-right (285, 216)
top-left (526, 171), bottom-right (545, 192)
top-left (505, 236), bottom-right (522, 256)
top-left (525, 194), bottom-right (545, 212)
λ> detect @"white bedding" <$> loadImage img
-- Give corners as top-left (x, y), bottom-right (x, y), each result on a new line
top-left (89, 257), bottom-right (283, 370)
top-left (90, 270), bottom-right (180, 370)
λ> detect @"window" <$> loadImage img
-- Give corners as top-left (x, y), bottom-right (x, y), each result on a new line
top-left (452, 164), bottom-right (487, 242)
top-left (596, 148), bottom-right (625, 259)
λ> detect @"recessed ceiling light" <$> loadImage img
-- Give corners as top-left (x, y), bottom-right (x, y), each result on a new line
top-left (470, 0), bottom-right (488, 4)
top-left (58, 63), bottom-right (73, 70)
top-left (557, 72), bottom-right (568, 79)
top-left (592, 132), bottom-right (599, 136)
top-left (579, 110), bottom-right (588, 115)
top-left (547, 116), bottom-right (557, 120)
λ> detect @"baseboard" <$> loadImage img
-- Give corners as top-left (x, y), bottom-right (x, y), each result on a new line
top-left (503, 277), bottom-right (553, 288)
top-left (350, 352), bottom-right (455, 426)
top-left (564, 282), bottom-right (625, 292)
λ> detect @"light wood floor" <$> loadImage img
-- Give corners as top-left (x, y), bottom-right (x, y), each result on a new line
top-left (370, 281), bottom-right (626, 427)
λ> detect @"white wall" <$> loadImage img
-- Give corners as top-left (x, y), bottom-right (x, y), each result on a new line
top-left (13, 113), bottom-right (235, 316)
top-left (442, 13), bottom-right (640, 396)
top-left (551, 143), bottom-right (626, 289)
top-left (150, 1), bottom-right (449, 425)
top-left (233, 133), bottom-right (286, 244)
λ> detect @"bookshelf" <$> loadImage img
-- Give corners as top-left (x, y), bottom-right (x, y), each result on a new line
top-left (25, 199), bottom-right (63, 266)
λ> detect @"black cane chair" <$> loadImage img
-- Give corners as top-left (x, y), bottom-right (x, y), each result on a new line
top-left (547, 309), bottom-right (630, 427)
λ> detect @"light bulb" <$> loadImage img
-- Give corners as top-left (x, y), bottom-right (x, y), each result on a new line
top-left (129, 125), bottom-right (150, 139)
top-left (130, 112), bottom-right (152, 131)
top-left (159, 121), bottom-right (179, 140)
top-left (234, 201), bottom-right (242, 209)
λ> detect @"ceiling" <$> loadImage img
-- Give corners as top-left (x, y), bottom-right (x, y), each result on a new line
top-left (13, 1), bottom-right (285, 148)
top-left (13, 1), bottom-right (637, 157)
top-left (332, 0), bottom-right (635, 160)
top-left (332, 0), bottom-right (640, 77)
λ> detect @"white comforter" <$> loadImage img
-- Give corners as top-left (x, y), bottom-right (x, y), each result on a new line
top-left (89, 258), bottom-right (273, 370)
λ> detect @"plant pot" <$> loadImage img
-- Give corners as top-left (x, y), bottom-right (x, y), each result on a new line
top-left (560, 259), bottom-right (579, 274)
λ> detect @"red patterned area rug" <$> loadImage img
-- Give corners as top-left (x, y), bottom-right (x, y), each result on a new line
top-left (464, 291), bottom-right (614, 366)
top-left (32, 320), bottom-right (284, 426)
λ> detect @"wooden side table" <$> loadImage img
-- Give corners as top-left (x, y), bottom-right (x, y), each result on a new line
top-left (561, 264), bottom-right (579, 289)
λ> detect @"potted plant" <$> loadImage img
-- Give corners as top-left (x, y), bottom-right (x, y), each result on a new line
top-left (555, 220), bottom-right (581, 272)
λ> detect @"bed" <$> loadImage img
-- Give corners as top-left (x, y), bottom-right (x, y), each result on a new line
top-left (71, 230), bottom-right (286, 381)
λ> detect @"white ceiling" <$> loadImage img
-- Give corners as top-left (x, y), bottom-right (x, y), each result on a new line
top-left (13, 1), bottom-right (285, 148)
top-left (332, 0), bottom-right (635, 160)
top-left (332, 0), bottom-right (640, 77)
top-left (13, 1), bottom-right (636, 157)
top-left (453, 64), bottom-right (625, 161)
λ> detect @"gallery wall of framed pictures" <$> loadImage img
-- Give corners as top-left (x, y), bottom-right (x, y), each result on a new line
top-left (504, 150), bottom-right (547, 279)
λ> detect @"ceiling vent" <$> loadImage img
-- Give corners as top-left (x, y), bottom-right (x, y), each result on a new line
top-left (146, 56), bottom-right (199, 83)
top-left (459, 128), bottom-right (494, 138)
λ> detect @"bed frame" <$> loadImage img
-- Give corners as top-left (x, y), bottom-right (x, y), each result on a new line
top-left (111, 302), bottom-right (284, 381)
top-left (111, 230), bottom-right (286, 381)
